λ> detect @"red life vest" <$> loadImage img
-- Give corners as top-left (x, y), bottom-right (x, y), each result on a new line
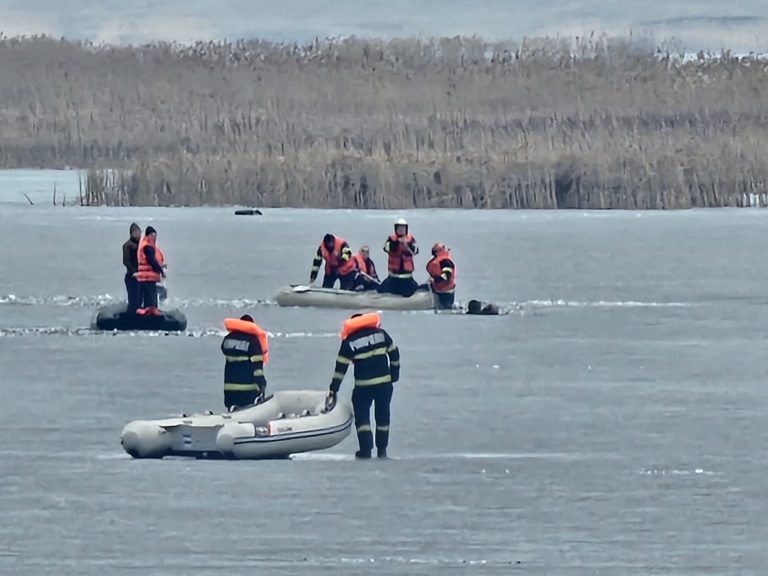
top-left (426, 250), bottom-right (456, 293)
top-left (340, 312), bottom-right (381, 340)
top-left (320, 236), bottom-right (356, 275)
top-left (353, 253), bottom-right (376, 277)
top-left (135, 236), bottom-right (165, 283)
top-left (223, 318), bottom-right (269, 364)
top-left (386, 233), bottom-right (415, 275)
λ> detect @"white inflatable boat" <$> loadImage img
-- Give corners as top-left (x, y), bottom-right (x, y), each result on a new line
top-left (274, 284), bottom-right (437, 311)
top-left (120, 390), bottom-right (353, 460)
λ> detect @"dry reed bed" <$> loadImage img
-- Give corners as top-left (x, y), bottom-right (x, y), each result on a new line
top-left (1, 35), bottom-right (767, 208)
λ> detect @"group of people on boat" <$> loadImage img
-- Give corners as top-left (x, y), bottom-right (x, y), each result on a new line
top-left (221, 310), bottom-right (398, 459)
top-left (122, 223), bottom-right (167, 316)
top-left (309, 217), bottom-right (458, 309)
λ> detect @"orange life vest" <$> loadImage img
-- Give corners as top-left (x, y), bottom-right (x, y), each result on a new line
top-left (320, 236), bottom-right (356, 275)
top-left (223, 318), bottom-right (269, 364)
top-left (340, 312), bottom-right (381, 340)
top-left (353, 253), bottom-right (376, 277)
top-left (135, 236), bottom-right (165, 282)
top-left (426, 250), bottom-right (456, 293)
top-left (386, 233), bottom-right (415, 275)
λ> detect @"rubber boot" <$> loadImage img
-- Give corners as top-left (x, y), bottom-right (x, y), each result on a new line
top-left (356, 429), bottom-right (373, 459)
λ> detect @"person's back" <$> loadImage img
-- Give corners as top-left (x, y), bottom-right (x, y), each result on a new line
top-left (328, 312), bottom-right (399, 458)
top-left (221, 315), bottom-right (268, 410)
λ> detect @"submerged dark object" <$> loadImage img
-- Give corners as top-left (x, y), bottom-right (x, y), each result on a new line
top-left (234, 209), bottom-right (262, 216)
top-left (92, 303), bottom-right (187, 331)
top-left (466, 300), bottom-right (500, 315)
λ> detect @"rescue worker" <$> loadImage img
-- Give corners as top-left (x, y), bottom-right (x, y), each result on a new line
top-left (310, 233), bottom-right (357, 290)
top-left (426, 242), bottom-right (456, 309)
top-left (221, 314), bottom-right (269, 410)
top-left (327, 312), bottom-right (399, 459)
top-left (134, 225), bottom-right (166, 316)
top-left (122, 222), bottom-right (141, 312)
top-left (352, 245), bottom-right (380, 291)
top-left (377, 218), bottom-right (419, 297)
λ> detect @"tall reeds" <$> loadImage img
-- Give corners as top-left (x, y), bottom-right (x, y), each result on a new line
top-left (1, 35), bottom-right (766, 208)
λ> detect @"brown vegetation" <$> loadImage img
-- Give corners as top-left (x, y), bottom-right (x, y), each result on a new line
top-left (1, 35), bottom-right (767, 208)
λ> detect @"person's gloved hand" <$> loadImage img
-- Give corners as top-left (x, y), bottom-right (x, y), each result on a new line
top-left (324, 390), bottom-right (336, 411)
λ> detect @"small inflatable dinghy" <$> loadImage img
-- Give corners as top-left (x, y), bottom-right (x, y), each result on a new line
top-left (274, 284), bottom-right (437, 311)
top-left (120, 390), bottom-right (353, 460)
top-left (91, 303), bottom-right (187, 331)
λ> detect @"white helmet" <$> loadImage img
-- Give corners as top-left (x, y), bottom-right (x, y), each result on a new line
top-left (395, 218), bottom-right (408, 226)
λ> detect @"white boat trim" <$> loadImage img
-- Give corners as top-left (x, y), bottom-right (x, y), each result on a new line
top-left (273, 284), bottom-right (437, 311)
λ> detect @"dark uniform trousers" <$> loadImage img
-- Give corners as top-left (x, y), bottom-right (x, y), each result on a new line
top-left (352, 383), bottom-right (393, 454)
top-left (124, 273), bottom-right (141, 312)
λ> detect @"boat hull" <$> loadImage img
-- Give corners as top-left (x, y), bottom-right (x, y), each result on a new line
top-left (120, 390), bottom-right (353, 460)
top-left (274, 284), bottom-right (437, 311)
top-left (91, 303), bottom-right (187, 331)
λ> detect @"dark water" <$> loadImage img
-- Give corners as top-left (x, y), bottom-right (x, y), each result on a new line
top-left (1, 171), bottom-right (768, 574)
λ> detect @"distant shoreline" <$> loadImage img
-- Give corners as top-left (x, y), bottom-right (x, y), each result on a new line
top-left (1, 35), bottom-right (766, 209)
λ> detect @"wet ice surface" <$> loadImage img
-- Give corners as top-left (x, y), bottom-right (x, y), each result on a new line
top-left (1, 172), bottom-right (768, 574)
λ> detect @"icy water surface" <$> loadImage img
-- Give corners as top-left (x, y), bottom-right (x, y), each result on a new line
top-left (1, 170), bottom-right (768, 574)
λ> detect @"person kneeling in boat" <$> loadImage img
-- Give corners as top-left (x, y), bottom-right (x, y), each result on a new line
top-left (122, 222), bottom-right (142, 312)
top-left (310, 233), bottom-right (358, 290)
top-left (134, 226), bottom-right (167, 316)
top-left (426, 242), bottom-right (456, 309)
top-left (327, 312), bottom-right (399, 459)
top-left (377, 218), bottom-right (419, 297)
top-left (221, 314), bottom-right (269, 411)
top-left (352, 245), bottom-right (380, 291)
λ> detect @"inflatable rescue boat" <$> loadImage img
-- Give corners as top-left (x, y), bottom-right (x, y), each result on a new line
top-left (91, 302), bottom-right (187, 332)
top-left (274, 284), bottom-right (437, 311)
top-left (120, 390), bottom-right (353, 460)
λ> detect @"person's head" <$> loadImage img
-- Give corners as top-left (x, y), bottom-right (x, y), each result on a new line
top-left (431, 242), bottom-right (446, 256)
top-left (240, 314), bottom-right (254, 323)
top-left (145, 225), bottom-right (157, 240)
top-left (394, 218), bottom-right (408, 237)
top-left (323, 233), bottom-right (335, 250)
top-left (129, 222), bottom-right (141, 240)
top-left (467, 300), bottom-right (481, 314)
top-left (359, 245), bottom-right (370, 257)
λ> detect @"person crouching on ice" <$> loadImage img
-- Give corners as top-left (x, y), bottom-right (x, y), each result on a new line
top-left (221, 314), bottom-right (268, 411)
top-left (327, 312), bottom-right (400, 459)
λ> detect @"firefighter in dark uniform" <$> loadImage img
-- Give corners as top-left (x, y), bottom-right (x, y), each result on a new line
top-left (221, 314), bottom-right (269, 411)
top-left (328, 312), bottom-right (400, 459)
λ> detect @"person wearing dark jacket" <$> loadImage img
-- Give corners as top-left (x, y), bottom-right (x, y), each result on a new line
top-left (135, 226), bottom-right (166, 315)
top-left (328, 312), bottom-right (400, 459)
top-left (122, 223), bottom-right (141, 312)
top-left (221, 314), bottom-right (269, 410)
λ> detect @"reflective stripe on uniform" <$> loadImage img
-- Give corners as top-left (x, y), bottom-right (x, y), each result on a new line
top-left (353, 348), bottom-right (388, 361)
top-left (376, 425), bottom-right (389, 432)
top-left (355, 375), bottom-right (392, 386)
top-left (224, 383), bottom-right (261, 391)
top-left (356, 424), bottom-right (372, 432)
top-left (389, 272), bottom-right (413, 279)
top-left (336, 355), bottom-right (352, 365)
top-left (225, 355), bottom-right (264, 363)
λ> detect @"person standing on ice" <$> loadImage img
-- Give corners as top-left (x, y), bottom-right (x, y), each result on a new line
top-left (327, 312), bottom-right (400, 459)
